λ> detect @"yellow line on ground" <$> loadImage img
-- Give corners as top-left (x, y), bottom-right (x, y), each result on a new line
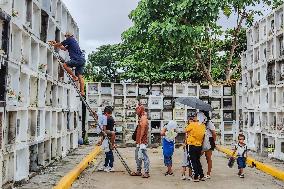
top-left (53, 146), bottom-right (102, 189)
top-left (216, 146), bottom-right (284, 181)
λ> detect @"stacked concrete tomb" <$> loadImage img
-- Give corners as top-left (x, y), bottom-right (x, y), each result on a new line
top-left (241, 4), bottom-right (284, 160)
top-left (86, 82), bottom-right (237, 146)
top-left (0, 0), bottom-right (82, 185)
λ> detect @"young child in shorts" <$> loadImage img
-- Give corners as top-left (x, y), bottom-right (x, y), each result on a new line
top-left (181, 143), bottom-right (192, 180)
top-left (232, 134), bottom-right (247, 178)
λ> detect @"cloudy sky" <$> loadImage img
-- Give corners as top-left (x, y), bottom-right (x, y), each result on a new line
top-left (61, 0), bottom-right (272, 55)
top-left (61, 0), bottom-right (139, 54)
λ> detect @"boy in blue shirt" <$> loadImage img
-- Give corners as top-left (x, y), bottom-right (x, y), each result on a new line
top-left (49, 32), bottom-right (86, 96)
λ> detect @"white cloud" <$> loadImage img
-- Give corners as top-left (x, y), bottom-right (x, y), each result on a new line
top-left (61, 0), bottom-right (139, 55)
top-left (61, 0), bottom-right (273, 55)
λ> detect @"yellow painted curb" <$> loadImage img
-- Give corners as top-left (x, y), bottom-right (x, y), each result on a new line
top-left (216, 145), bottom-right (284, 181)
top-left (53, 146), bottom-right (102, 189)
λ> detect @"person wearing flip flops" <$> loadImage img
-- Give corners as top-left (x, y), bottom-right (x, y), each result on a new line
top-left (48, 32), bottom-right (86, 96)
top-left (181, 141), bottom-right (193, 180)
top-left (201, 111), bottom-right (217, 180)
top-left (160, 120), bottom-right (178, 176)
top-left (131, 104), bottom-right (150, 178)
top-left (231, 134), bottom-right (248, 178)
top-left (181, 115), bottom-right (195, 180)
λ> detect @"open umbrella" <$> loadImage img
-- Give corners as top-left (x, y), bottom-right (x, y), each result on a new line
top-left (175, 97), bottom-right (213, 111)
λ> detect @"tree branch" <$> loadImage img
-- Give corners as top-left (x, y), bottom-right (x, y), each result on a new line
top-left (195, 48), bottom-right (214, 84)
top-left (207, 25), bottom-right (212, 73)
top-left (209, 48), bottom-right (212, 73)
top-left (225, 10), bottom-right (246, 81)
top-left (228, 59), bottom-right (241, 79)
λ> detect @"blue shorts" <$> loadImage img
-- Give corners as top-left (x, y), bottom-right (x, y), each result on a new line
top-left (164, 155), bottom-right (172, 166)
top-left (66, 59), bottom-right (85, 76)
top-left (237, 157), bottom-right (246, 169)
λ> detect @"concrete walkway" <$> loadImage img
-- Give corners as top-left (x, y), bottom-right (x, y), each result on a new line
top-left (72, 147), bottom-right (284, 189)
top-left (15, 144), bottom-right (96, 189)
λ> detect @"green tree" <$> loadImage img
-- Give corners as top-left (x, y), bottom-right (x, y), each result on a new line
top-left (86, 44), bottom-right (127, 82)
top-left (121, 0), bottom-right (224, 84)
top-left (121, 0), bottom-right (282, 84)
top-left (218, 0), bottom-right (282, 82)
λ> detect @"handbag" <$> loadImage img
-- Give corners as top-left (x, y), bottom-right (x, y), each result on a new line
top-left (202, 132), bottom-right (211, 151)
top-left (209, 137), bottom-right (216, 150)
top-left (102, 138), bottom-right (110, 153)
top-left (228, 157), bottom-right (235, 168)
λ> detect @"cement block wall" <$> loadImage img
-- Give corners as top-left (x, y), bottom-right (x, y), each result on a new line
top-left (0, 0), bottom-right (82, 186)
top-left (241, 4), bottom-right (284, 160)
top-left (86, 82), bottom-right (237, 146)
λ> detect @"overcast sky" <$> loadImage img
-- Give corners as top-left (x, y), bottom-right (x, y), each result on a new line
top-left (61, 0), bottom-right (139, 55)
top-left (61, 0), bottom-right (272, 55)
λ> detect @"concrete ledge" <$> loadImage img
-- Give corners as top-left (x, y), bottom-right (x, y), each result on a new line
top-left (216, 146), bottom-right (284, 181)
top-left (53, 146), bottom-right (102, 189)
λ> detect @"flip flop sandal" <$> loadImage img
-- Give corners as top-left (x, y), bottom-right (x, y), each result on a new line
top-left (130, 172), bottom-right (142, 176)
top-left (142, 173), bottom-right (150, 178)
top-left (165, 172), bottom-right (173, 176)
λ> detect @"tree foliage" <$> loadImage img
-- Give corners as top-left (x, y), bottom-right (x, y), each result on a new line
top-left (120, 0), bottom-right (224, 84)
top-left (85, 44), bottom-right (127, 82)
top-left (86, 0), bottom-right (282, 84)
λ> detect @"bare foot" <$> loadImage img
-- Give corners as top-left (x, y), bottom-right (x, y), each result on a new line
top-left (72, 76), bottom-right (78, 81)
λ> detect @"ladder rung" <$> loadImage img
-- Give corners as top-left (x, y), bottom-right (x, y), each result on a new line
top-left (47, 43), bottom-right (132, 175)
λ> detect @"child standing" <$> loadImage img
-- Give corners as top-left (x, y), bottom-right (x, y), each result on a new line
top-left (232, 134), bottom-right (247, 178)
top-left (181, 115), bottom-right (195, 180)
top-left (161, 120), bottom-right (177, 176)
top-left (181, 144), bottom-right (192, 180)
top-left (98, 136), bottom-right (114, 172)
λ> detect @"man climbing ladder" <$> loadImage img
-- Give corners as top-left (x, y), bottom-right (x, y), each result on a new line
top-left (47, 35), bottom-right (132, 175)
top-left (49, 31), bottom-right (86, 96)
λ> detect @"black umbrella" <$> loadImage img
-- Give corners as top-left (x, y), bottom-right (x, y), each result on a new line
top-left (175, 97), bottom-right (213, 111)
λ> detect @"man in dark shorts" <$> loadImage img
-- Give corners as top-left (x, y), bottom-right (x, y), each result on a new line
top-left (49, 32), bottom-right (86, 96)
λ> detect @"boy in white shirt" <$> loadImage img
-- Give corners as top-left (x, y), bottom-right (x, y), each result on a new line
top-left (232, 134), bottom-right (248, 178)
